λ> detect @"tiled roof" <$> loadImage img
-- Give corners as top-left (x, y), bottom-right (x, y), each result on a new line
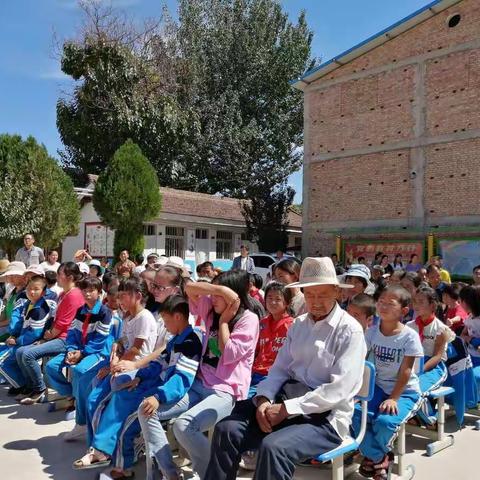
top-left (85, 175), bottom-right (302, 228)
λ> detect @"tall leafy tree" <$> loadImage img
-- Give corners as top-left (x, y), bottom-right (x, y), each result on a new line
top-left (56, 1), bottom-right (194, 186)
top-left (58, 0), bottom-right (315, 249)
top-left (242, 181), bottom-right (295, 252)
top-left (172, 0), bottom-right (315, 197)
top-left (0, 134), bottom-right (80, 256)
top-left (93, 140), bottom-right (162, 258)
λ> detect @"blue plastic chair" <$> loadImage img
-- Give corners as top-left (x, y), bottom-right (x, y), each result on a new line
top-left (315, 361), bottom-right (375, 480)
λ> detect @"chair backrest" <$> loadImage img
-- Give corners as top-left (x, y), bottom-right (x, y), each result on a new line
top-left (356, 360), bottom-right (375, 402)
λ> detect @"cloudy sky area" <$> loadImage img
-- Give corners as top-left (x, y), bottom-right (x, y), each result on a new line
top-left (0, 0), bottom-right (429, 202)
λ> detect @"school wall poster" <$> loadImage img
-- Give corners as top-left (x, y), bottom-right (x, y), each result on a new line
top-left (439, 239), bottom-right (480, 278)
top-left (344, 240), bottom-right (424, 265)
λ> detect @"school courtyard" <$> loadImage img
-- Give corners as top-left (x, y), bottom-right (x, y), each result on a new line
top-left (0, 385), bottom-right (478, 480)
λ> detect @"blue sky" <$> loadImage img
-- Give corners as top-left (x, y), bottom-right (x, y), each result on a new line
top-left (0, 0), bottom-right (431, 202)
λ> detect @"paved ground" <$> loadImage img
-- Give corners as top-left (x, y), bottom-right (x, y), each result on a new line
top-left (0, 384), bottom-right (479, 479)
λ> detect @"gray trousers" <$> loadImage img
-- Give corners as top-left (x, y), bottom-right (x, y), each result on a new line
top-left (204, 399), bottom-right (342, 480)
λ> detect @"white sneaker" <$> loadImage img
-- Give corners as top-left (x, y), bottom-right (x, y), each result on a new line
top-left (64, 423), bottom-right (87, 442)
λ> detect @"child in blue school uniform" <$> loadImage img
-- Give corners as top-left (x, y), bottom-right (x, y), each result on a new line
top-left (74, 295), bottom-right (202, 480)
top-left (407, 286), bottom-right (453, 424)
top-left (0, 275), bottom-right (57, 402)
top-left (46, 275), bottom-right (113, 440)
top-left (353, 285), bottom-right (424, 480)
top-left (72, 276), bottom-right (158, 471)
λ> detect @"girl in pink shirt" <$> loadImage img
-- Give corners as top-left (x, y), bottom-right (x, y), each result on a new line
top-left (172, 270), bottom-right (260, 479)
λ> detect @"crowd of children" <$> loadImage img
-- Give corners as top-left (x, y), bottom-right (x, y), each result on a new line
top-left (1, 247), bottom-right (480, 480)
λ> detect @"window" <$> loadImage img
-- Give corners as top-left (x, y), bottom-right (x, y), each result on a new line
top-left (195, 229), bottom-right (208, 240)
top-left (241, 232), bottom-right (248, 241)
top-left (165, 226), bottom-right (185, 257)
top-left (447, 14), bottom-right (461, 28)
top-left (143, 224), bottom-right (156, 236)
top-left (216, 230), bottom-right (233, 259)
top-left (294, 236), bottom-right (302, 247)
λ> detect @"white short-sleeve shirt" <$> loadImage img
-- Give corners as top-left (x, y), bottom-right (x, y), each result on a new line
top-left (366, 323), bottom-right (424, 394)
top-left (123, 308), bottom-right (158, 359)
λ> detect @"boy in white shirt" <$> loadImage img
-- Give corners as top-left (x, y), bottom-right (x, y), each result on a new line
top-left (353, 285), bottom-right (424, 479)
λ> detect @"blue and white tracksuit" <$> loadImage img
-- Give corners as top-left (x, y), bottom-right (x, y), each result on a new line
top-left (0, 296), bottom-right (57, 388)
top-left (45, 301), bottom-right (114, 425)
top-left (8, 289), bottom-right (28, 338)
top-left (90, 326), bottom-right (203, 471)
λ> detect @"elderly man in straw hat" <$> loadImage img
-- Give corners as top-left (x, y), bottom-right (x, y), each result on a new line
top-left (205, 257), bottom-right (367, 480)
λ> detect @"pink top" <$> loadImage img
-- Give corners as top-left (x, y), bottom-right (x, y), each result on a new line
top-left (53, 287), bottom-right (85, 339)
top-left (189, 296), bottom-right (259, 400)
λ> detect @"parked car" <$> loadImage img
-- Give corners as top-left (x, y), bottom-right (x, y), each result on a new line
top-left (249, 253), bottom-right (277, 284)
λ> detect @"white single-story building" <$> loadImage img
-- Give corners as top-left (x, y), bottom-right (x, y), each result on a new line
top-left (61, 176), bottom-right (302, 264)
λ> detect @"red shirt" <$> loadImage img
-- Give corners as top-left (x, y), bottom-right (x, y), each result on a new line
top-left (249, 288), bottom-right (265, 307)
top-left (53, 287), bottom-right (85, 339)
top-left (252, 313), bottom-right (293, 376)
top-left (446, 304), bottom-right (468, 334)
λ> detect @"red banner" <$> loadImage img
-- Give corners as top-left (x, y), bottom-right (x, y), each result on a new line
top-left (344, 241), bottom-right (424, 264)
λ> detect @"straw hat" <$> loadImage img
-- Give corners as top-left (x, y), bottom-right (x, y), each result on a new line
top-left (165, 256), bottom-right (184, 269)
top-left (0, 261), bottom-right (26, 281)
top-left (25, 265), bottom-right (45, 276)
top-left (286, 257), bottom-right (353, 289)
top-left (0, 259), bottom-right (10, 275)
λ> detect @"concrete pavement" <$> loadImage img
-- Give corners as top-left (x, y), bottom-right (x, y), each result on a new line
top-left (0, 385), bottom-right (478, 479)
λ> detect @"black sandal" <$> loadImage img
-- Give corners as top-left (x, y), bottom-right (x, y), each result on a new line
top-left (359, 457), bottom-right (375, 477)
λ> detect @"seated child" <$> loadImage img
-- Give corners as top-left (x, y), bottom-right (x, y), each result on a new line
top-left (2, 266), bottom-right (28, 340)
top-left (75, 295), bottom-right (202, 480)
top-left (0, 275), bottom-right (57, 403)
top-left (443, 283), bottom-right (468, 335)
top-left (352, 285), bottom-right (424, 480)
top-left (73, 276), bottom-right (158, 470)
top-left (249, 281), bottom-right (293, 397)
top-left (240, 281), bottom-right (294, 470)
top-left (408, 286), bottom-right (453, 424)
top-left (400, 271), bottom-right (424, 323)
top-left (45, 270), bottom-right (63, 298)
top-left (46, 276), bottom-right (113, 439)
top-left (347, 293), bottom-right (376, 331)
top-left (460, 285), bottom-right (480, 368)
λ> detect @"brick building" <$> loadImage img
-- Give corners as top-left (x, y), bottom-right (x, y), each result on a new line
top-left (293, 0), bottom-right (480, 271)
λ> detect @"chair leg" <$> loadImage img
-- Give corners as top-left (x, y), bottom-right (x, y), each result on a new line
top-left (332, 454), bottom-right (344, 480)
top-left (426, 396), bottom-right (455, 456)
top-left (393, 423), bottom-right (416, 479)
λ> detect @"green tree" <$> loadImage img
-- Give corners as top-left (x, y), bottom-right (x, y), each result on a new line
top-left (242, 181), bottom-right (294, 252)
top-left (93, 140), bottom-right (162, 258)
top-left (56, 1), bottom-right (194, 186)
top-left (172, 0), bottom-right (315, 196)
top-left (0, 134), bottom-right (80, 256)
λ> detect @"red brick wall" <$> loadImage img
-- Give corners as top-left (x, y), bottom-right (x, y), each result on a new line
top-left (303, 0), bottom-right (480, 256)
top-left (425, 138), bottom-right (480, 217)
top-left (324, 0), bottom-right (480, 81)
top-left (307, 150), bottom-right (412, 223)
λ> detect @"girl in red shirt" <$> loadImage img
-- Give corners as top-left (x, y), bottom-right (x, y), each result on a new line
top-left (249, 281), bottom-right (293, 398)
top-left (443, 283), bottom-right (468, 335)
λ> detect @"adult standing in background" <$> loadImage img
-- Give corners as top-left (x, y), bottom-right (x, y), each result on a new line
top-left (114, 249), bottom-right (136, 279)
top-left (40, 250), bottom-right (60, 272)
top-left (232, 245), bottom-right (255, 274)
top-left (15, 234), bottom-right (44, 267)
